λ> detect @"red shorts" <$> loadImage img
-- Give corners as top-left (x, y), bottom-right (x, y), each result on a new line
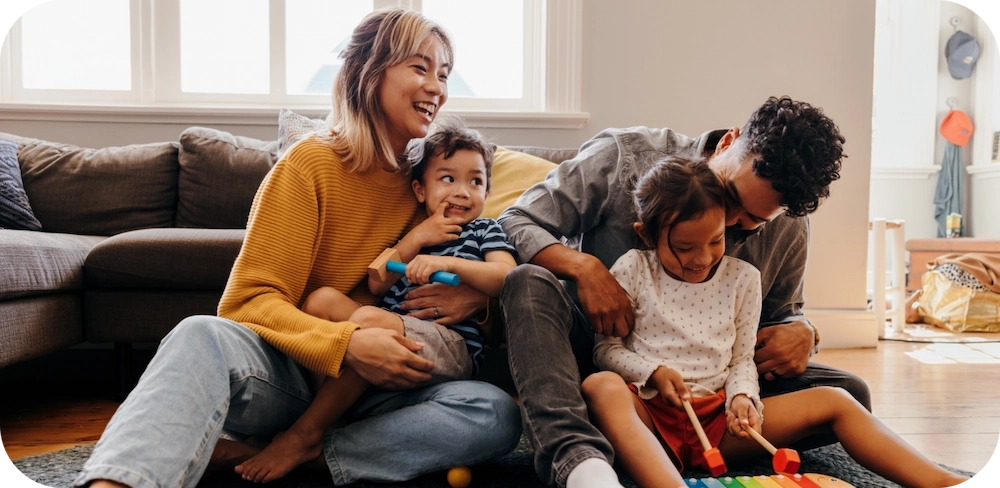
top-left (629, 385), bottom-right (727, 472)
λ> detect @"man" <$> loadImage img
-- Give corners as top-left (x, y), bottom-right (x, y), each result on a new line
top-left (498, 96), bottom-right (869, 488)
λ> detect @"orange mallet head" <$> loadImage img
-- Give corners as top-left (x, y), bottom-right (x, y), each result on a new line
top-left (682, 399), bottom-right (728, 476)
top-left (703, 447), bottom-right (728, 477)
top-left (743, 424), bottom-right (801, 475)
top-left (772, 448), bottom-right (800, 474)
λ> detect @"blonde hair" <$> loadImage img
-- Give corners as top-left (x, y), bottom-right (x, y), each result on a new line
top-left (323, 8), bottom-right (453, 174)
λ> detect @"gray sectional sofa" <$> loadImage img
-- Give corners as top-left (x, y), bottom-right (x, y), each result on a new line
top-left (0, 127), bottom-right (277, 389)
top-left (0, 123), bottom-right (577, 394)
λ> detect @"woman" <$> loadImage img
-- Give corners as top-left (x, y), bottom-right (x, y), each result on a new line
top-left (75, 8), bottom-right (521, 488)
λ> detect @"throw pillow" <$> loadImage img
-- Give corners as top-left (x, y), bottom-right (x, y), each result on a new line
top-left (482, 147), bottom-right (558, 220)
top-left (4, 132), bottom-right (179, 236)
top-left (0, 139), bottom-right (42, 230)
top-left (278, 108), bottom-right (328, 158)
top-left (177, 127), bottom-right (279, 229)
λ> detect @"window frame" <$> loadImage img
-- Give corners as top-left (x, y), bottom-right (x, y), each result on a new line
top-left (0, 0), bottom-right (586, 128)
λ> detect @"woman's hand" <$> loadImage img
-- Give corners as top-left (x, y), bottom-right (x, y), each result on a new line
top-left (343, 328), bottom-right (434, 390)
top-left (726, 394), bottom-right (761, 439)
top-left (649, 366), bottom-right (691, 408)
top-left (401, 282), bottom-right (487, 325)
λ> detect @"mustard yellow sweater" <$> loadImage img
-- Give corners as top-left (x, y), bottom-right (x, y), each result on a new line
top-left (218, 136), bottom-right (422, 377)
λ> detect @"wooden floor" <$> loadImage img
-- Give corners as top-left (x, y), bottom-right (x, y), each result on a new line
top-left (2, 335), bottom-right (999, 474)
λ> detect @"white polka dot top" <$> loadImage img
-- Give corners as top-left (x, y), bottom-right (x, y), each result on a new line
top-left (595, 249), bottom-right (763, 414)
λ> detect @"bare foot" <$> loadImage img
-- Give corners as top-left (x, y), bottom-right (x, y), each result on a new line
top-left (88, 481), bottom-right (130, 488)
top-left (234, 428), bottom-right (323, 483)
top-left (207, 438), bottom-right (261, 474)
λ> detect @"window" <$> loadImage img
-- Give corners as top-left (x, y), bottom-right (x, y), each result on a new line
top-left (0, 0), bottom-right (582, 124)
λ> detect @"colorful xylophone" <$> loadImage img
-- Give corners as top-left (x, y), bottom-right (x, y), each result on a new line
top-left (685, 473), bottom-right (855, 487)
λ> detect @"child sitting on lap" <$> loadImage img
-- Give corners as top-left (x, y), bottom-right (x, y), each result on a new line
top-left (236, 120), bottom-right (516, 483)
top-left (581, 156), bottom-right (970, 488)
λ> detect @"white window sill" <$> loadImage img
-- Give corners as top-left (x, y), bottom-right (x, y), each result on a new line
top-left (0, 102), bottom-right (589, 130)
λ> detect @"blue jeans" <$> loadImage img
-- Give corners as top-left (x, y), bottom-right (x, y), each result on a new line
top-left (73, 316), bottom-right (521, 488)
top-left (499, 264), bottom-right (872, 488)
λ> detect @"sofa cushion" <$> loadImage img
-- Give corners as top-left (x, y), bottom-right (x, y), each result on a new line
top-left (278, 108), bottom-right (327, 158)
top-left (0, 132), bottom-right (179, 236)
top-left (0, 139), bottom-right (42, 230)
top-left (84, 228), bottom-right (245, 290)
top-left (482, 147), bottom-right (560, 220)
top-left (1, 294), bottom-right (83, 367)
top-left (177, 127), bottom-right (278, 229)
top-left (85, 290), bottom-right (223, 343)
top-left (0, 230), bottom-right (106, 300)
top-left (505, 145), bottom-right (579, 166)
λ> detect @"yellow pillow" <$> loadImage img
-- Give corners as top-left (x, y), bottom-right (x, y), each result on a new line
top-left (483, 147), bottom-right (558, 219)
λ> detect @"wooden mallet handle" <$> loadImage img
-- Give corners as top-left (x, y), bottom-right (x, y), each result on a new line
top-left (683, 398), bottom-right (727, 476)
top-left (682, 399), bottom-right (713, 451)
top-left (743, 425), bottom-right (777, 455)
top-left (743, 425), bottom-right (801, 474)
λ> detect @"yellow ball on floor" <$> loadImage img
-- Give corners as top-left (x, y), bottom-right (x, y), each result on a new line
top-left (447, 465), bottom-right (472, 488)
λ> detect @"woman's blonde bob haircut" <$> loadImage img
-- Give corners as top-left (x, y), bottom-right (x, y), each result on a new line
top-left (322, 8), bottom-right (453, 174)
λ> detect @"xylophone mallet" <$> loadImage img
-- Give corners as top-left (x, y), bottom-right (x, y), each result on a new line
top-left (742, 425), bottom-right (801, 475)
top-left (682, 399), bottom-right (727, 476)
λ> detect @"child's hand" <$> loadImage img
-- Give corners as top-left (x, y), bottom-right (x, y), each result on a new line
top-left (406, 200), bottom-right (465, 248)
top-left (649, 366), bottom-right (691, 408)
top-left (725, 394), bottom-right (761, 439)
top-left (406, 255), bottom-right (453, 285)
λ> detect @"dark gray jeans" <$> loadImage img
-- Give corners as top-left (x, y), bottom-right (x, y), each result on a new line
top-left (499, 264), bottom-right (872, 488)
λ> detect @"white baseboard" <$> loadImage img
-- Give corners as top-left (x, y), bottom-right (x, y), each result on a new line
top-left (803, 308), bottom-right (879, 349)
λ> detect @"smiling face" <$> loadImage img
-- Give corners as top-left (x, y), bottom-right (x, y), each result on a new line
top-left (379, 35), bottom-right (451, 156)
top-left (412, 148), bottom-right (489, 225)
top-left (637, 206), bottom-right (726, 283)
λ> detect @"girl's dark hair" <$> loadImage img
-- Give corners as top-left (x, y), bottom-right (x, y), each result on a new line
top-left (407, 117), bottom-right (496, 190)
top-left (633, 156), bottom-right (728, 249)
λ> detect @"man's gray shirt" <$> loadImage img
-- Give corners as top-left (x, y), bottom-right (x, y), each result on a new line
top-left (498, 126), bottom-right (809, 327)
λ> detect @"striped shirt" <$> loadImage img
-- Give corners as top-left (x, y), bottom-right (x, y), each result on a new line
top-left (381, 218), bottom-right (515, 373)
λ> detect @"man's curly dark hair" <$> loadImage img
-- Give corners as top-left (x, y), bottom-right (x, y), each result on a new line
top-left (738, 96), bottom-right (846, 217)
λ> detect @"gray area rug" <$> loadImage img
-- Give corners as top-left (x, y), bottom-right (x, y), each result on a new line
top-left (13, 435), bottom-right (976, 488)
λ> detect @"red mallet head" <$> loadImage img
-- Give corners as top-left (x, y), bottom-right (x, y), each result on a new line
top-left (703, 447), bottom-right (727, 477)
top-left (772, 448), bottom-right (801, 474)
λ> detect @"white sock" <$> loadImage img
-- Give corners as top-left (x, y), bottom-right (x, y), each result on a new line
top-left (565, 457), bottom-right (624, 488)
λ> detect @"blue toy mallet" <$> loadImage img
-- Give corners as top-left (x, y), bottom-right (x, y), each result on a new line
top-left (368, 248), bottom-right (460, 286)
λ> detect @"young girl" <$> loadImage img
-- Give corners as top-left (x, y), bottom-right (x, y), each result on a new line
top-left (75, 9), bottom-right (521, 488)
top-left (234, 122), bottom-right (517, 483)
top-left (581, 156), bottom-right (970, 488)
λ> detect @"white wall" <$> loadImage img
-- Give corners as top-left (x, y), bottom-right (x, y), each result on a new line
top-left (870, 0), bottom-right (1000, 241)
top-left (0, 0), bottom-right (879, 345)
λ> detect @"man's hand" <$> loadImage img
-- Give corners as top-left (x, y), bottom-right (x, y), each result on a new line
top-left (576, 259), bottom-right (634, 337)
top-left (344, 328), bottom-right (434, 389)
top-left (648, 365), bottom-right (691, 409)
top-left (725, 394), bottom-right (761, 439)
top-left (755, 321), bottom-right (813, 380)
top-left (529, 244), bottom-right (633, 337)
top-left (401, 282), bottom-right (487, 325)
